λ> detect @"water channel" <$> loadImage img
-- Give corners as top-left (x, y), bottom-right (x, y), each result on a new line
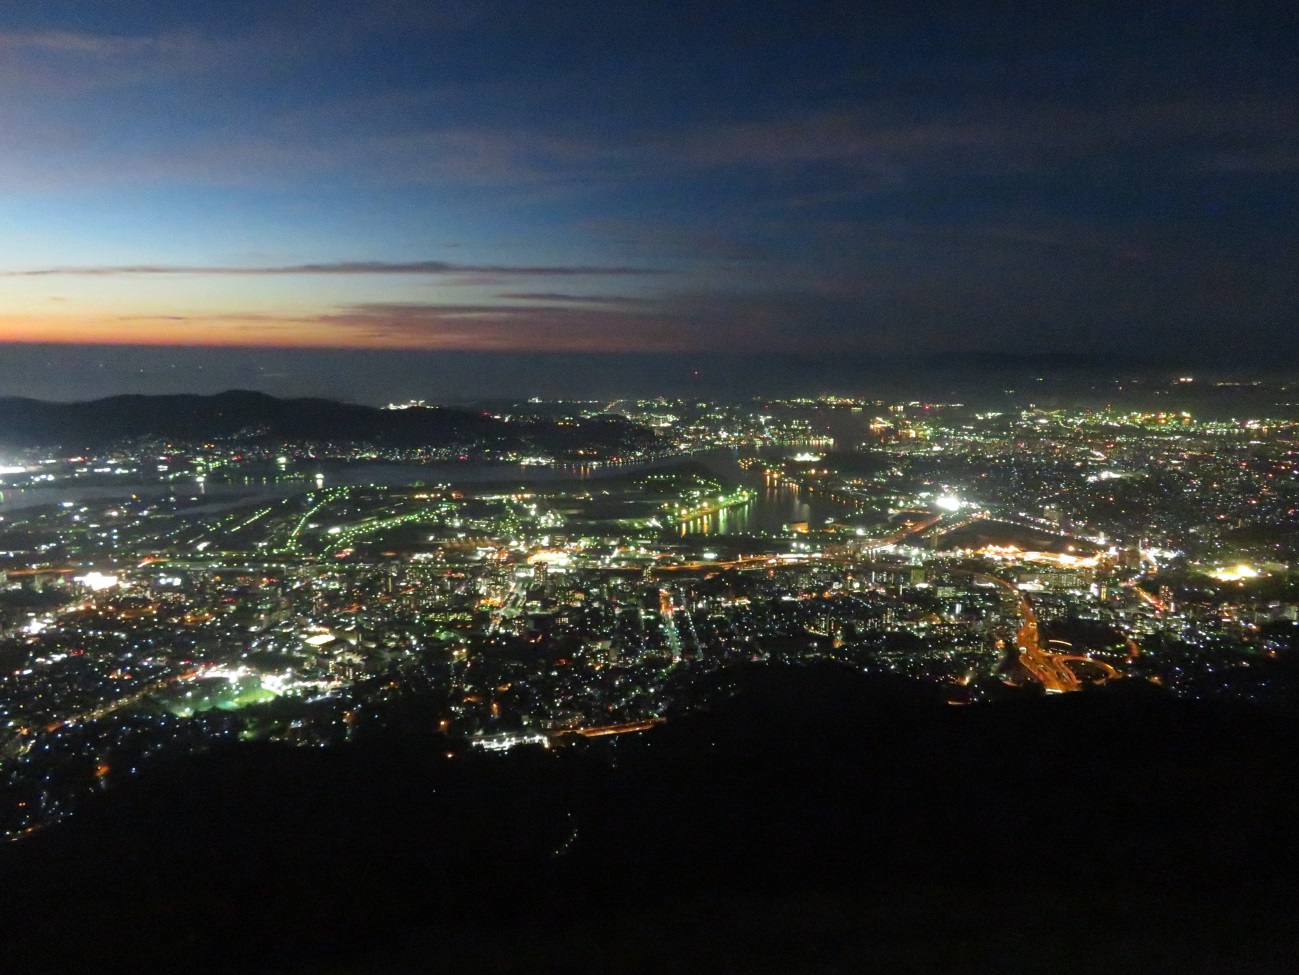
top-left (0, 448), bottom-right (868, 536)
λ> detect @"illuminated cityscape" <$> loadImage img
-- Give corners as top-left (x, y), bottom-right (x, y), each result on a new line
top-left (5, 387), bottom-right (1299, 841)
top-left (2, 0), bottom-right (1296, 970)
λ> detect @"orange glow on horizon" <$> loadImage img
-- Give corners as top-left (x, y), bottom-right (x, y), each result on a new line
top-left (0, 313), bottom-right (693, 352)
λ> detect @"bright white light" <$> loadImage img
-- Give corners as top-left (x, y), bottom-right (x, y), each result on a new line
top-left (74, 571), bottom-right (119, 591)
top-left (470, 732), bottom-right (549, 752)
top-left (935, 497), bottom-right (961, 511)
top-left (1212, 564), bottom-right (1259, 582)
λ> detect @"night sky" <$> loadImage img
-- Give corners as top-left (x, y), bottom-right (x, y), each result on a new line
top-left (0, 1), bottom-right (1295, 401)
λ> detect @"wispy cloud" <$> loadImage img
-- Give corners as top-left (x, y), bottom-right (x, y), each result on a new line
top-left (1200, 149), bottom-right (1299, 174)
top-left (3, 261), bottom-right (663, 278)
top-left (495, 292), bottom-right (650, 304)
top-left (655, 112), bottom-right (998, 174)
top-left (0, 30), bottom-right (170, 56)
top-left (106, 299), bottom-right (716, 352)
top-left (318, 302), bottom-right (683, 351)
top-left (0, 27), bottom-right (227, 96)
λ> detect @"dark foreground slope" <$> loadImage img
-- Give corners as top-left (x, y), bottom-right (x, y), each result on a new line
top-left (2, 666), bottom-right (1298, 974)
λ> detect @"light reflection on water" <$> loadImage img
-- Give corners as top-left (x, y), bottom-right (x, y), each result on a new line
top-left (0, 459), bottom-right (649, 514)
top-left (0, 447), bottom-right (871, 532)
top-left (676, 481), bottom-right (857, 537)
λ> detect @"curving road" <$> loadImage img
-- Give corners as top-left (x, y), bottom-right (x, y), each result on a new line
top-left (980, 574), bottom-right (1081, 693)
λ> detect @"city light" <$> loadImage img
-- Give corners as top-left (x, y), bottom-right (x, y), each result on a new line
top-left (73, 571), bottom-right (119, 591)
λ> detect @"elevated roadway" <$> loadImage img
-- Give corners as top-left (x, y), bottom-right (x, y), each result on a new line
top-left (979, 574), bottom-right (1082, 693)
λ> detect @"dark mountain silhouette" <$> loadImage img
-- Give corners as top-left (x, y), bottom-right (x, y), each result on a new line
top-left (1, 664), bottom-right (1296, 974)
top-left (0, 389), bottom-right (655, 454)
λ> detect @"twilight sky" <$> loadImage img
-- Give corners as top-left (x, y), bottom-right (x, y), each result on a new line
top-left (0, 1), bottom-right (1295, 401)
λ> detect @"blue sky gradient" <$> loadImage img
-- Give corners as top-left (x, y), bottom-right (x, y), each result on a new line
top-left (0, 0), bottom-right (1295, 398)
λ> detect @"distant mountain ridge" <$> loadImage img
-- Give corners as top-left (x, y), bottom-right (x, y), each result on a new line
top-left (0, 389), bottom-right (653, 454)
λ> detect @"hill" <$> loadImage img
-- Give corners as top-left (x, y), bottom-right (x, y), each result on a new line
top-left (0, 665), bottom-right (1296, 973)
top-left (0, 389), bottom-right (655, 455)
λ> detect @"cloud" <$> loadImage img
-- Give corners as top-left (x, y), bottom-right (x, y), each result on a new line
top-left (3, 261), bottom-right (663, 278)
top-left (309, 292), bottom-right (932, 354)
top-left (3, 61), bottom-right (1290, 199)
top-left (93, 301), bottom-right (688, 352)
top-left (0, 30), bottom-right (168, 57)
top-left (0, 28), bottom-right (227, 96)
top-left (656, 112), bottom-right (998, 175)
top-left (1201, 149), bottom-right (1299, 174)
top-left (495, 293), bottom-right (651, 304)
top-left (639, 97), bottom-right (1299, 188)
top-left (313, 302), bottom-right (688, 352)
top-left (15, 228), bottom-right (1298, 361)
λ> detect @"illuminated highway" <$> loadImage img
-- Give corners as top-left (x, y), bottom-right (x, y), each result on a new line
top-left (1, 668), bottom-right (202, 760)
top-left (651, 555), bottom-right (782, 574)
top-left (875, 512), bottom-right (943, 547)
top-left (554, 717), bottom-right (666, 738)
top-left (659, 588), bottom-right (683, 658)
top-left (1055, 653), bottom-right (1121, 681)
top-left (980, 574), bottom-right (1082, 693)
top-left (44, 668), bottom-right (201, 733)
